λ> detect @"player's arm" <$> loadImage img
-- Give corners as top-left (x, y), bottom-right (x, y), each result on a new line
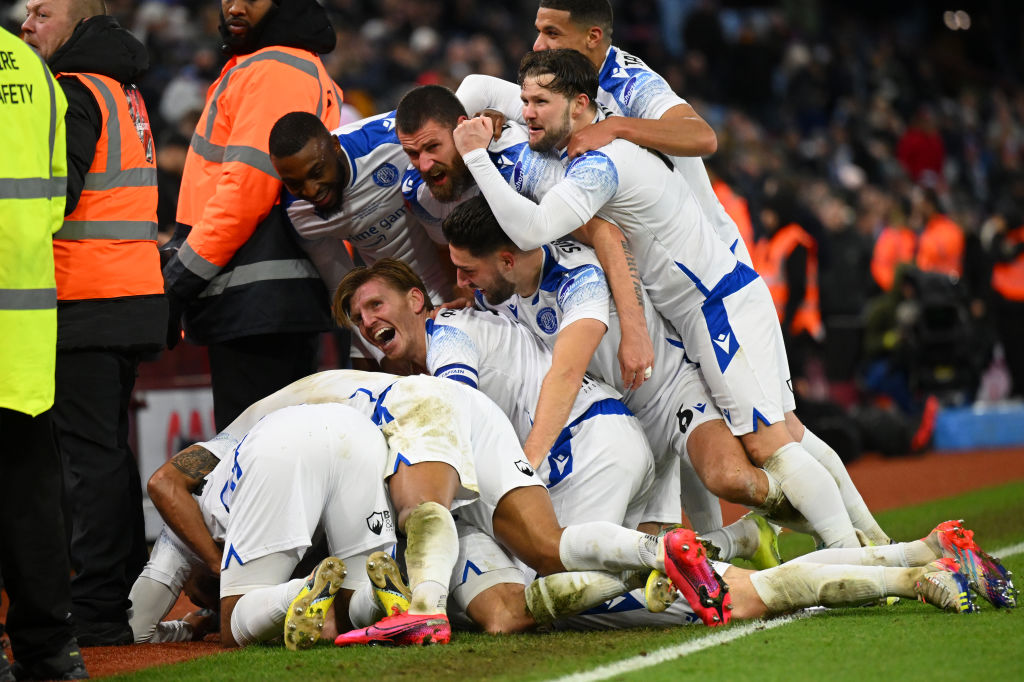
top-left (456, 75), bottom-right (526, 124)
top-left (455, 117), bottom-right (612, 250)
top-left (568, 102), bottom-right (717, 159)
top-left (523, 318), bottom-right (607, 469)
top-left (573, 218), bottom-right (653, 390)
top-left (147, 445), bottom-right (223, 575)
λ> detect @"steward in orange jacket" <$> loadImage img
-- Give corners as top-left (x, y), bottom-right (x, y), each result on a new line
top-left (755, 222), bottom-right (824, 342)
top-left (913, 188), bottom-right (964, 278)
top-left (163, 0), bottom-right (342, 429)
top-left (29, 9), bottom-right (166, 646)
top-left (990, 221), bottom-right (1024, 396)
top-left (870, 225), bottom-right (916, 292)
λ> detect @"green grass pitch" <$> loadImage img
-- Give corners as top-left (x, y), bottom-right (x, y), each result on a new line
top-left (113, 480), bottom-right (1024, 681)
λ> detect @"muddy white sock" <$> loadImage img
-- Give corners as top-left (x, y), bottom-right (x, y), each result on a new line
top-left (762, 443), bottom-right (859, 548)
top-left (230, 578), bottom-right (305, 646)
top-left (800, 428), bottom-right (890, 545)
top-left (702, 516), bottom-right (761, 561)
top-left (559, 523), bottom-right (662, 572)
top-left (404, 501), bottom-right (457, 615)
top-left (749, 563), bottom-right (888, 615)
top-left (525, 571), bottom-right (630, 624)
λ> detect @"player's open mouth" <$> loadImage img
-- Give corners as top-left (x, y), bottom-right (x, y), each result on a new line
top-left (426, 169), bottom-right (448, 186)
top-left (372, 326), bottom-right (396, 348)
top-left (313, 189), bottom-right (334, 208)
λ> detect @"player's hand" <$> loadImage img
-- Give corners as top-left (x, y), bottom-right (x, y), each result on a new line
top-left (619, 331), bottom-right (655, 391)
top-left (183, 609), bottom-right (219, 640)
top-left (454, 116), bottom-right (495, 154)
top-left (475, 109), bottom-right (507, 140)
top-left (568, 118), bottom-right (619, 158)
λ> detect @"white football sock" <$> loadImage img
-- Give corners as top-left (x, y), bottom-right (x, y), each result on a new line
top-left (559, 523), bottom-right (662, 572)
top-left (801, 428), bottom-right (891, 545)
top-left (702, 516), bottom-right (761, 562)
top-left (230, 578), bottom-right (305, 646)
top-left (404, 501), bottom-right (458, 615)
top-left (762, 442), bottom-right (859, 548)
top-left (348, 581), bottom-right (385, 628)
top-left (525, 571), bottom-right (630, 624)
top-left (679, 456), bottom-right (723, 533)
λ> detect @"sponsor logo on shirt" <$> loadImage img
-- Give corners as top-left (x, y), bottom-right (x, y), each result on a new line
top-left (366, 509), bottom-right (394, 535)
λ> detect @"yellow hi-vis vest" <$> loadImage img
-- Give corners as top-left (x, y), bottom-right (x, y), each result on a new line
top-left (0, 28), bottom-right (68, 416)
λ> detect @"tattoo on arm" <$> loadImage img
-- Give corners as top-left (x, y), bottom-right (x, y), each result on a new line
top-left (170, 445), bottom-right (219, 483)
top-left (622, 239), bottom-right (644, 308)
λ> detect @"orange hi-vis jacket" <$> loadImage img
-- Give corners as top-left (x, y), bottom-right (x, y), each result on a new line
top-left (712, 179), bottom-right (755, 258)
top-left (992, 226), bottom-right (1024, 301)
top-left (755, 223), bottom-right (824, 340)
top-left (871, 225), bottom-right (917, 291)
top-left (916, 213), bottom-right (964, 278)
top-left (166, 46), bottom-right (341, 344)
top-left (53, 72), bottom-right (162, 302)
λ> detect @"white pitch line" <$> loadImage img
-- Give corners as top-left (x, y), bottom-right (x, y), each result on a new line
top-left (992, 541), bottom-right (1024, 558)
top-left (554, 539), bottom-right (1024, 682)
top-left (551, 612), bottom-right (813, 682)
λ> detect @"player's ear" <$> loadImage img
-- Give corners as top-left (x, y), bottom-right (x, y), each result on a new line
top-left (572, 93), bottom-right (590, 118)
top-left (408, 286), bottom-right (427, 314)
top-left (586, 26), bottom-right (604, 48)
top-left (499, 250), bottom-right (515, 270)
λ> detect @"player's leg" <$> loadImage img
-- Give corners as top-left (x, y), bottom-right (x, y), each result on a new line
top-left (685, 281), bottom-right (859, 548)
top-left (784, 411), bottom-right (891, 545)
top-left (220, 550), bottom-right (306, 647)
top-left (734, 560), bottom-right (976, 616)
top-left (387, 460), bottom-right (460, 617)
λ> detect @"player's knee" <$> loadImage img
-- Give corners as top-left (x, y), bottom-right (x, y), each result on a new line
top-left (702, 464), bottom-right (759, 505)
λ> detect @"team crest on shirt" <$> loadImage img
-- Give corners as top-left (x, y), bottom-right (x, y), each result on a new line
top-left (373, 163), bottom-right (399, 187)
top-left (536, 307), bottom-right (558, 334)
top-left (366, 509), bottom-right (393, 535)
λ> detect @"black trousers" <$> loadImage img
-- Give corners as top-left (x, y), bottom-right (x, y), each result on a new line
top-left (0, 408), bottom-right (75, 662)
top-left (208, 332), bottom-right (321, 431)
top-left (994, 297), bottom-right (1024, 398)
top-left (52, 350), bottom-right (147, 626)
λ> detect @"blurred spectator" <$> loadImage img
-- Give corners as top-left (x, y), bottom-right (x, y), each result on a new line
top-left (155, 130), bottom-right (189, 244)
top-left (897, 105), bottom-right (945, 184)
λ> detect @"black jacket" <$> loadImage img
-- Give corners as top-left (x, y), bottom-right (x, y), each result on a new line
top-left (49, 16), bottom-right (167, 351)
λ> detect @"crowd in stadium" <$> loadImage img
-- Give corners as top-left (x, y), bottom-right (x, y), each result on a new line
top-left (1, 0), bottom-right (1021, 679)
